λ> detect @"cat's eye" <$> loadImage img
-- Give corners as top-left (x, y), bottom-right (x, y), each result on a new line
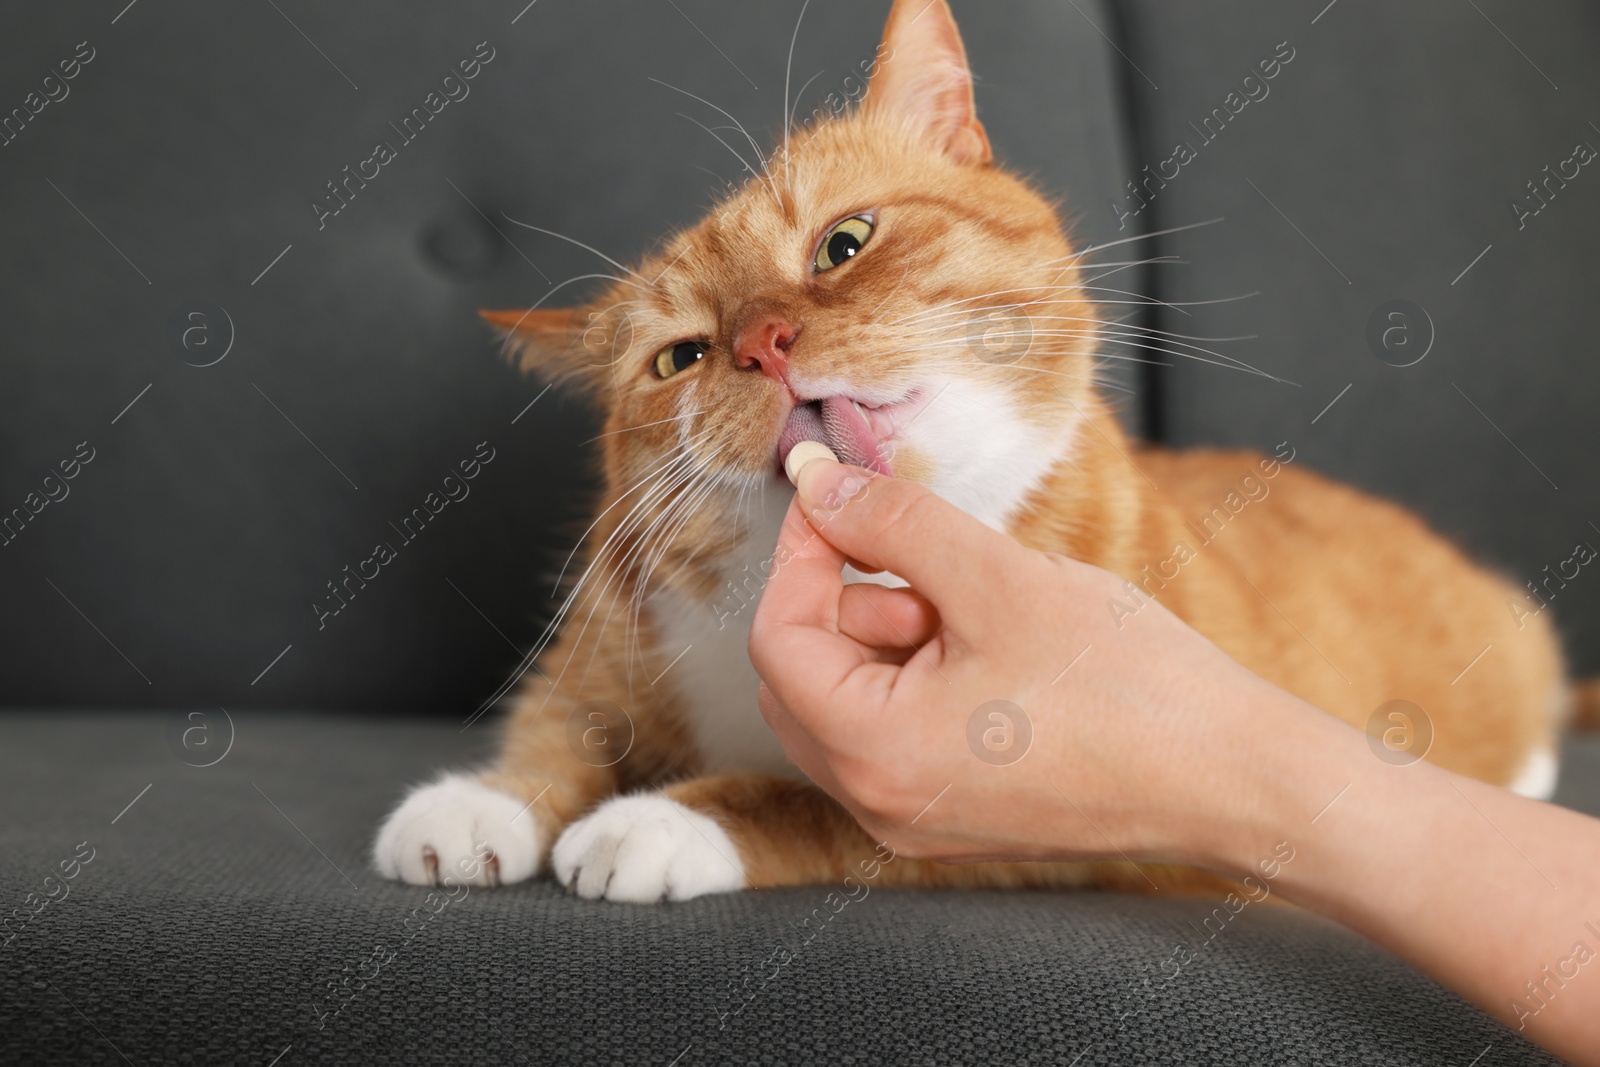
top-left (653, 341), bottom-right (706, 379)
top-left (814, 215), bottom-right (874, 272)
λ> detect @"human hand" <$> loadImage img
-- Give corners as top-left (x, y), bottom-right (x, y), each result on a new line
top-left (748, 459), bottom-right (1319, 871)
top-left (751, 459), bottom-right (1600, 1065)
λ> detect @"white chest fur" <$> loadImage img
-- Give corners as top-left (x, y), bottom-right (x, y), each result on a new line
top-left (647, 488), bottom-right (802, 777)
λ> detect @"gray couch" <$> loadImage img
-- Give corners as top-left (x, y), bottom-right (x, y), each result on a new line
top-left (4, 1), bottom-right (1598, 1062)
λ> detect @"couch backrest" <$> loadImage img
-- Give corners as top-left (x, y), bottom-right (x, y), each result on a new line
top-left (0, 0), bottom-right (1137, 711)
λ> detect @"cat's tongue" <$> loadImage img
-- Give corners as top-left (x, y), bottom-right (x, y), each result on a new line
top-left (776, 396), bottom-right (892, 477)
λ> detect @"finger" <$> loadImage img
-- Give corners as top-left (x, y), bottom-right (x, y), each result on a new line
top-left (749, 497), bottom-right (897, 727)
top-left (837, 585), bottom-right (940, 649)
top-left (793, 460), bottom-right (1034, 626)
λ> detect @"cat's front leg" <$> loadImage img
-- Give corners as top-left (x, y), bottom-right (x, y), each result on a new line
top-left (372, 688), bottom-right (620, 887)
top-left (549, 774), bottom-right (1239, 901)
top-left (551, 774), bottom-right (876, 902)
top-left (372, 772), bottom-right (548, 887)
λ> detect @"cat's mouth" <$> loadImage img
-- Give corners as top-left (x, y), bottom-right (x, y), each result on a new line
top-left (774, 390), bottom-right (923, 477)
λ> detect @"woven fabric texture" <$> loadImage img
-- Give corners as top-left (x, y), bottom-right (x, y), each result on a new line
top-left (3, 712), bottom-right (1590, 1065)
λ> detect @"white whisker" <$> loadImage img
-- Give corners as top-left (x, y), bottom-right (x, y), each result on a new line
top-left (788, 70), bottom-right (826, 139)
top-left (782, 0), bottom-right (813, 185)
top-left (500, 215), bottom-right (652, 286)
top-left (651, 77), bottom-right (782, 205)
top-left (584, 410), bottom-right (705, 444)
top-left (551, 431), bottom-right (712, 594)
top-left (674, 112), bottom-right (781, 207)
top-left (1057, 217), bottom-right (1226, 262)
top-left (941, 361), bottom-right (1131, 393)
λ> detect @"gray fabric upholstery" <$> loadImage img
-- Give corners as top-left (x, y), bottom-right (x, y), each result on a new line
top-left (3, 712), bottom-right (1589, 1065)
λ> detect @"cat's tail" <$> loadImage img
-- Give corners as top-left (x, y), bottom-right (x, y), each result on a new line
top-left (1570, 678), bottom-right (1600, 732)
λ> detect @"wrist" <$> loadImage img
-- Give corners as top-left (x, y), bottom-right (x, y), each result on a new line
top-left (1174, 674), bottom-right (1356, 878)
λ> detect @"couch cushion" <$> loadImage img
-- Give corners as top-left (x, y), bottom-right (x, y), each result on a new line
top-left (2, 712), bottom-right (1584, 1064)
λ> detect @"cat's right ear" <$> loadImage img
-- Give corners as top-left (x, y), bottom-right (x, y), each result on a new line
top-left (480, 307), bottom-right (600, 390)
top-left (865, 0), bottom-right (992, 165)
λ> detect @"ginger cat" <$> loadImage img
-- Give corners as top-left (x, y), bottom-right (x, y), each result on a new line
top-left (373, 0), bottom-right (1575, 900)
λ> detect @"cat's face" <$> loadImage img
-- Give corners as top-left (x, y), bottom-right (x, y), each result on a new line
top-left (493, 0), bottom-right (1100, 585)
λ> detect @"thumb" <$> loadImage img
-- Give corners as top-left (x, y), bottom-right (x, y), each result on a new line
top-left (792, 458), bottom-right (1035, 627)
top-left (748, 495), bottom-right (897, 740)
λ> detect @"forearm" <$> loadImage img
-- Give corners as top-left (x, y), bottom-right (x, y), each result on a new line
top-left (1211, 695), bottom-right (1600, 1065)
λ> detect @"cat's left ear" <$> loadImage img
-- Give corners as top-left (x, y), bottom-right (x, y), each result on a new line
top-left (480, 307), bottom-right (596, 390)
top-left (866, 0), bottom-right (992, 165)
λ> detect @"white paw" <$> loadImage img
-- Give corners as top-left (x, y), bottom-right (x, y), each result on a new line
top-left (372, 774), bottom-right (541, 887)
top-left (551, 794), bottom-right (746, 903)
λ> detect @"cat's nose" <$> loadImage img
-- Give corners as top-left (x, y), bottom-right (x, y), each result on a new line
top-left (734, 316), bottom-right (799, 387)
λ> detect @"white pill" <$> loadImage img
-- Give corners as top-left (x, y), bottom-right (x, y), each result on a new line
top-left (784, 440), bottom-right (839, 487)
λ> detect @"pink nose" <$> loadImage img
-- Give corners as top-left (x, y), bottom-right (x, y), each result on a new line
top-left (734, 317), bottom-right (798, 386)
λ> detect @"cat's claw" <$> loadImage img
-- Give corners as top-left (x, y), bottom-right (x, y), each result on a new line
top-left (373, 774), bottom-right (540, 887)
top-left (552, 794), bottom-right (746, 903)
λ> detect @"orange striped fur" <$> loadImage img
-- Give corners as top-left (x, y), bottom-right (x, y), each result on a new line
top-left (452, 0), bottom-right (1570, 898)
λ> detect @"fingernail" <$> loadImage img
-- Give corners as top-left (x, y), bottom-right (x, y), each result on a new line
top-left (796, 456), bottom-right (850, 503)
